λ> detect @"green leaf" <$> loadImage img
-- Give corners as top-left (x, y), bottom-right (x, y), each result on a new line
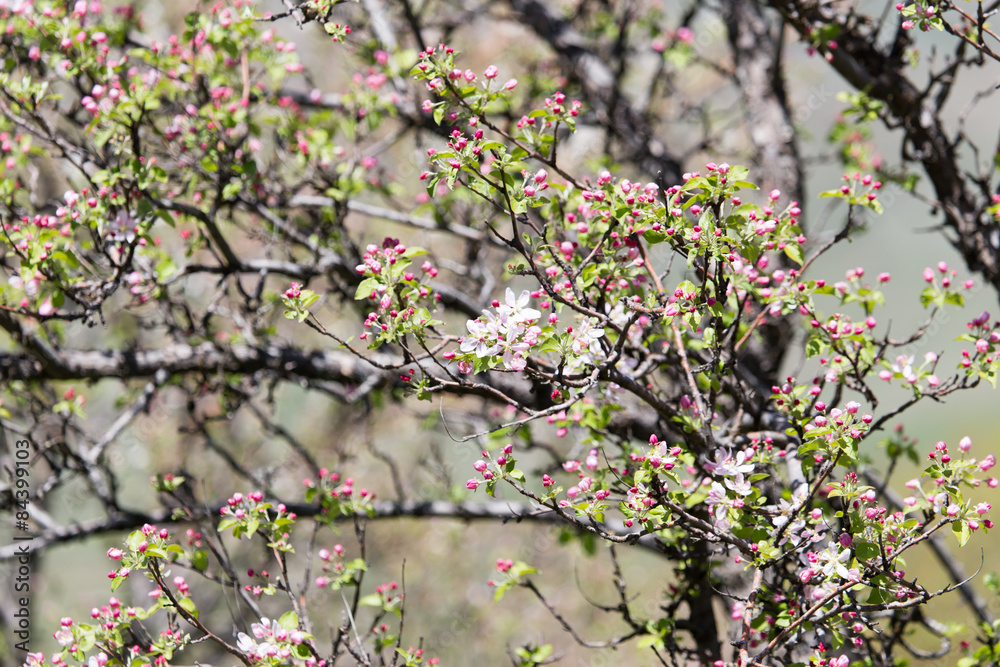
top-left (192, 549), bottom-right (209, 571)
top-left (805, 335), bottom-right (825, 358)
top-left (643, 229), bottom-right (667, 244)
top-left (636, 635), bottom-right (665, 650)
top-left (855, 540), bottom-right (879, 562)
top-left (217, 516), bottom-right (239, 532)
top-left (783, 242), bottom-right (804, 265)
top-left (178, 596), bottom-right (199, 619)
top-left (865, 585), bottom-right (889, 605)
top-left (354, 276), bottom-right (381, 300)
top-left (954, 520), bottom-right (971, 547)
top-left (278, 611), bottom-right (299, 630)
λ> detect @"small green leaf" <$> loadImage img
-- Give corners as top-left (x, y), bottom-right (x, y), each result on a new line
top-left (178, 596), bottom-right (199, 619)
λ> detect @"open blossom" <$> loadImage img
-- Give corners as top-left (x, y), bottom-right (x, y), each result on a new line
top-left (772, 485), bottom-right (810, 539)
top-left (107, 209), bottom-right (137, 243)
top-left (705, 447), bottom-right (754, 477)
top-left (459, 290), bottom-right (542, 364)
top-left (890, 354), bottom-right (918, 383)
top-left (501, 288), bottom-right (541, 323)
top-left (571, 317), bottom-right (605, 356)
top-left (704, 482), bottom-right (732, 529)
top-left (724, 473), bottom-right (752, 496)
top-left (817, 545), bottom-right (852, 581)
top-left (461, 314), bottom-right (502, 358)
top-left (625, 483), bottom-right (648, 507)
top-left (498, 326), bottom-right (530, 370)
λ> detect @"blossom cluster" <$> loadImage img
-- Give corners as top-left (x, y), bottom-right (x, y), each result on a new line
top-left (236, 615), bottom-right (319, 666)
top-left (454, 288), bottom-right (543, 372)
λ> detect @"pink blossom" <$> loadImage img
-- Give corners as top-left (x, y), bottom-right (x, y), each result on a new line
top-left (484, 65), bottom-right (498, 79)
top-left (504, 78), bottom-right (518, 90)
top-left (38, 298), bottom-right (54, 316)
